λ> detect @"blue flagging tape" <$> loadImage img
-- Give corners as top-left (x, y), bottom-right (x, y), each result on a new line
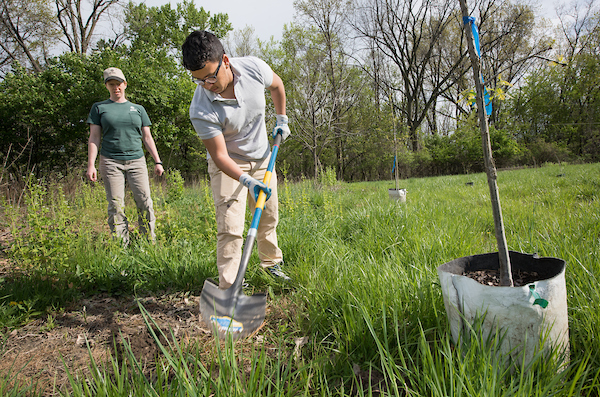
top-left (463, 16), bottom-right (492, 116)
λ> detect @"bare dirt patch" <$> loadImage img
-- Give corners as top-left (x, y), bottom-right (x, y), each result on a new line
top-left (1, 289), bottom-right (302, 396)
top-left (1, 291), bottom-right (214, 395)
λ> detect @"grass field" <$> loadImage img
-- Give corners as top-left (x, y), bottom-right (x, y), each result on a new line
top-left (1, 162), bottom-right (599, 395)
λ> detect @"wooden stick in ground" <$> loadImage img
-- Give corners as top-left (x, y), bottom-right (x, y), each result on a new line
top-left (458, 0), bottom-right (513, 287)
top-left (392, 97), bottom-right (399, 190)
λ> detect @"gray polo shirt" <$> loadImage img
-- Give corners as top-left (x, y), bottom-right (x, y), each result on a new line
top-left (189, 56), bottom-right (274, 162)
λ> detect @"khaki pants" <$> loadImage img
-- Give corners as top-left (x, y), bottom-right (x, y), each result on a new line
top-left (208, 155), bottom-right (282, 289)
top-left (99, 155), bottom-right (156, 245)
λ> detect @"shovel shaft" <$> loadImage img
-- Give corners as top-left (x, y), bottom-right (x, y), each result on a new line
top-left (231, 133), bottom-right (282, 291)
top-left (253, 141), bottom-right (280, 217)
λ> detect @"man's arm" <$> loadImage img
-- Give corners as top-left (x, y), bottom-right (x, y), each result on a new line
top-left (203, 134), bottom-right (271, 200)
top-left (267, 72), bottom-right (286, 115)
top-left (267, 71), bottom-right (290, 140)
top-left (203, 134), bottom-right (244, 180)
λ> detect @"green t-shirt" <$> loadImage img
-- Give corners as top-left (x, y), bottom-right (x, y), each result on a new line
top-left (87, 100), bottom-right (152, 160)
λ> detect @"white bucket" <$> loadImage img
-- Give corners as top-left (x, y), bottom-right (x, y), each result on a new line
top-left (388, 188), bottom-right (407, 202)
top-left (437, 251), bottom-right (569, 367)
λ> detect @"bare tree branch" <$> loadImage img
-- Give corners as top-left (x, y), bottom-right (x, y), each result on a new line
top-left (55, 0), bottom-right (121, 54)
top-left (0, 0), bottom-right (53, 72)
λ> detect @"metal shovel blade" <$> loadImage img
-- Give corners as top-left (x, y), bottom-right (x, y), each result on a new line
top-left (199, 278), bottom-right (266, 340)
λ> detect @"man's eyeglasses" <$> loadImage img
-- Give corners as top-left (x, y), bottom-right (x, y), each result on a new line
top-left (192, 57), bottom-right (222, 86)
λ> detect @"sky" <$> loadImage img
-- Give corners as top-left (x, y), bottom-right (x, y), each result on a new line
top-left (142, 0), bottom-right (296, 42)
top-left (139, 0), bottom-right (565, 44)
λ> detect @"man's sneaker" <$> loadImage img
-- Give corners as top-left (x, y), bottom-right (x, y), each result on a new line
top-left (267, 263), bottom-right (291, 282)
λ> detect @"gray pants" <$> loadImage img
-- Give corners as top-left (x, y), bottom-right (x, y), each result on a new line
top-left (99, 155), bottom-right (156, 245)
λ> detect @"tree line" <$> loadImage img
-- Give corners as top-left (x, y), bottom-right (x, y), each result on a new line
top-left (1, 0), bottom-right (599, 184)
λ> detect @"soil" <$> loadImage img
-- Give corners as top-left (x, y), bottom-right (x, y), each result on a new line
top-left (1, 290), bottom-right (206, 394)
top-left (0, 286), bottom-right (307, 396)
top-left (464, 268), bottom-right (541, 287)
top-left (0, 227), bottom-right (296, 397)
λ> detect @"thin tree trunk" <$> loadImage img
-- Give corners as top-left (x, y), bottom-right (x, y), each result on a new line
top-left (459, 0), bottom-right (513, 287)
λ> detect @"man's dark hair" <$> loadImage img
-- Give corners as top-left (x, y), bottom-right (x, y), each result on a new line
top-left (182, 30), bottom-right (225, 71)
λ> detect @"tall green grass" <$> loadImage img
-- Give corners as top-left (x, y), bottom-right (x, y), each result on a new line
top-left (1, 163), bottom-right (600, 395)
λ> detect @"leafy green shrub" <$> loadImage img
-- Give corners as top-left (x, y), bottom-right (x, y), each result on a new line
top-left (410, 147), bottom-right (433, 177)
top-left (489, 125), bottom-right (523, 168)
top-left (8, 174), bottom-right (78, 272)
top-left (527, 138), bottom-right (572, 165)
top-left (165, 168), bottom-right (185, 203)
top-left (425, 119), bottom-right (483, 175)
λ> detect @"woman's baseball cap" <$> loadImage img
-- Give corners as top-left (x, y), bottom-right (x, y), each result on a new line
top-left (103, 67), bottom-right (126, 83)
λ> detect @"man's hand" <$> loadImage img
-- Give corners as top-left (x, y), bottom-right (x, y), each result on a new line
top-left (272, 114), bottom-right (290, 141)
top-left (239, 173), bottom-right (272, 201)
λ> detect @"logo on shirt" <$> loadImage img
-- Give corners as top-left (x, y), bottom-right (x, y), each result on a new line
top-left (130, 106), bottom-right (136, 112)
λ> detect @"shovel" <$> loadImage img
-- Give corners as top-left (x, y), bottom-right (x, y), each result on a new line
top-left (199, 132), bottom-right (283, 339)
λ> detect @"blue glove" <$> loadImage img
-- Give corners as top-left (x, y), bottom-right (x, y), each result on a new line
top-left (239, 173), bottom-right (272, 201)
top-left (272, 114), bottom-right (291, 141)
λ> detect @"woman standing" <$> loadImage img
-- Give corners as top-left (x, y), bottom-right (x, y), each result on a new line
top-left (86, 67), bottom-right (164, 245)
